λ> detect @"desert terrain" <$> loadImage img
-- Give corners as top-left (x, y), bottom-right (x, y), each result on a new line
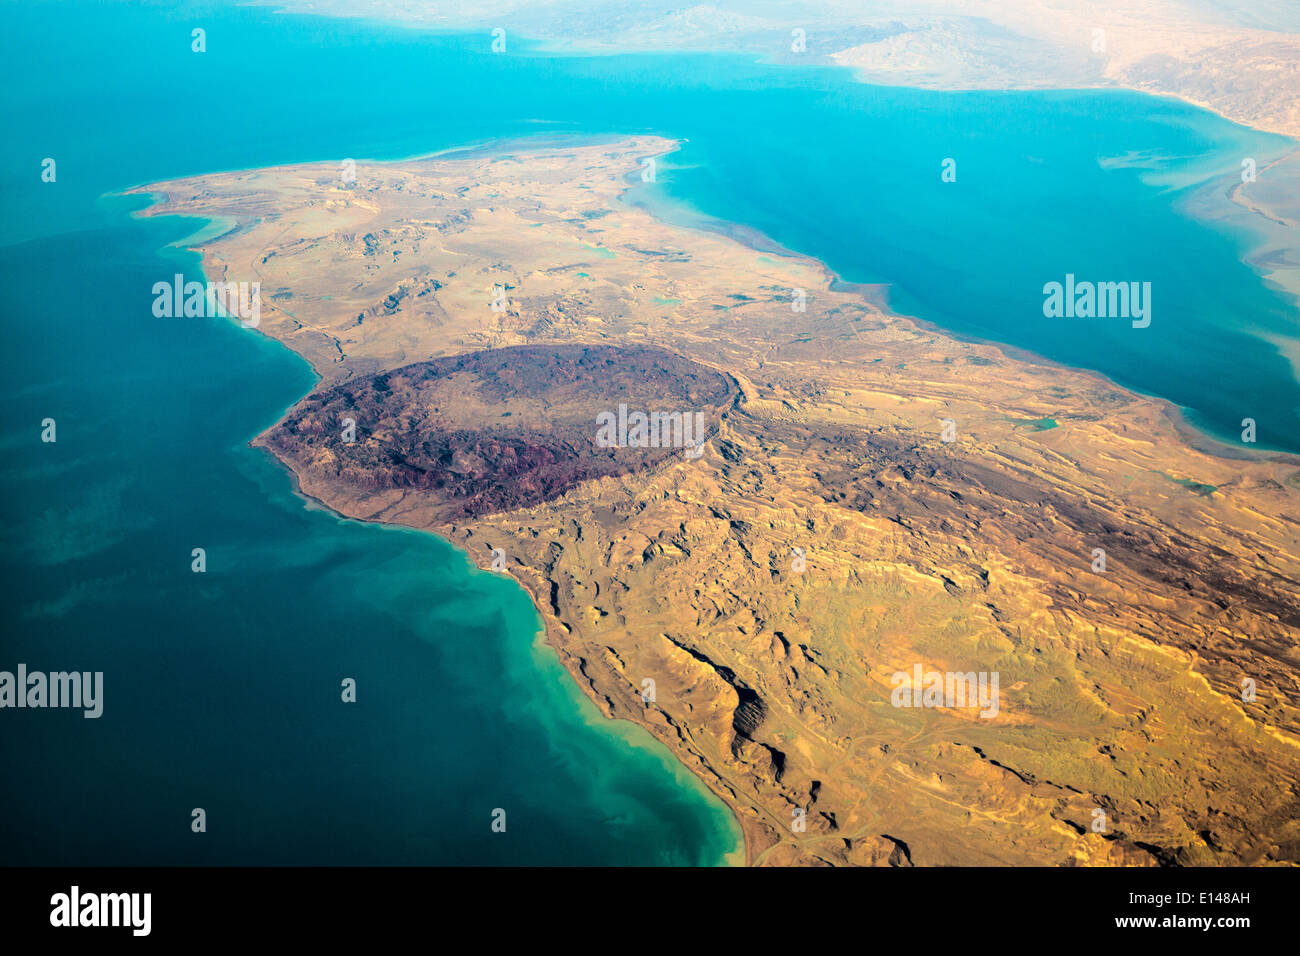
top-left (132, 138), bottom-right (1300, 865)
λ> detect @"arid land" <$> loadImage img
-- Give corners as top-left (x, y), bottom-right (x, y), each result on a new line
top-left (268, 0), bottom-right (1300, 141)
top-left (133, 138), bottom-right (1300, 865)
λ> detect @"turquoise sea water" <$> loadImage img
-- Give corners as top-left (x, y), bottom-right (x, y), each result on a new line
top-left (1, 0), bottom-right (1296, 864)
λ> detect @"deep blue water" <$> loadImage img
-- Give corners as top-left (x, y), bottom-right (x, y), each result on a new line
top-left (0, 0), bottom-right (1296, 864)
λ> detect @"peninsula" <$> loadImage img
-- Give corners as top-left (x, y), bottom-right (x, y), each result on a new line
top-left (133, 138), bottom-right (1300, 865)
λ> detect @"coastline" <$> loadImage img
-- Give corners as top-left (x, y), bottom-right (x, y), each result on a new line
top-left (626, 141), bottom-right (1300, 464)
top-left (119, 183), bottom-right (751, 865)
top-left (247, 412), bottom-right (749, 866)
top-left (252, 0), bottom-right (1300, 142)
top-left (125, 129), bottom-right (1300, 865)
top-left (245, 409), bottom-right (770, 863)
top-left (122, 143), bottom-right (815, 864)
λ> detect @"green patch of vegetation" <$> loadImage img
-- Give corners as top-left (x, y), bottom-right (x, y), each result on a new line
top-left (1002, 416), bottom-right (1058, 431)
top-left (1157, 471), bottom-right (1218, 496)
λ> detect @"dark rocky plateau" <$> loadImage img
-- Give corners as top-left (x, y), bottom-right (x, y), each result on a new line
top-left (267, 343), bottom-right (737, 521)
